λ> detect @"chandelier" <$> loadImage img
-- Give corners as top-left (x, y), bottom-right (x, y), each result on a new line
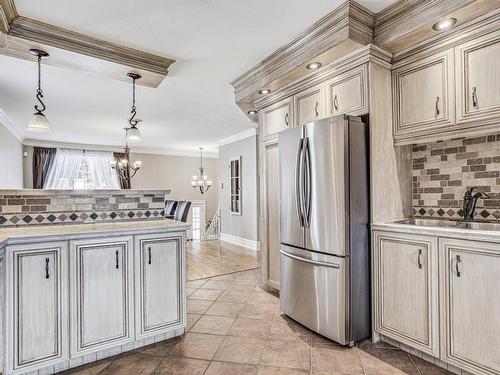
top-left (26, 49), bottom-right (51, 132)
top-left (191, 147), bottom-right (212, 194)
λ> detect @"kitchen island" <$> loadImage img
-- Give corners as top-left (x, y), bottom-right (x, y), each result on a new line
top-left (0, 219), bottom-right (189, 375)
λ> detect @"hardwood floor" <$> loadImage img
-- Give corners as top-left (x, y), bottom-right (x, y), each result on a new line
top-left (187, 240), bottom-right (261, 281)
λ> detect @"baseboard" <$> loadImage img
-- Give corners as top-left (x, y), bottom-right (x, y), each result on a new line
top-left (220, 233), bottom-right (261, 251)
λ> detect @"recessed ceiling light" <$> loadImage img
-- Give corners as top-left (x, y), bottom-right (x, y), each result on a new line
top-left (248, 110), bottom-right (257, 115)
top-left (432, 18), bottom-right (457, 31)
top-left (306, 62), bottom-right (322, 70)
top-left (259, 89), bottom-right (271, 95)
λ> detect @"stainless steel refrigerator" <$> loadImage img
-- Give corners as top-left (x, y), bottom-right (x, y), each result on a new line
top-left (279, 115), bottom-right (370, 346)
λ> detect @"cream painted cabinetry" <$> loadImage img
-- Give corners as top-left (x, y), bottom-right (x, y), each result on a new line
top-left (326, 64), bottom-right (369, 117)
top-left (456, 30), bottom-right (500, 126)
top-left (260, 97), bottom-right (292, 138)
top-left (372, 231), bottom-right (439, 356)
top-left (294, 84), bottom-right (325, 126)
top-left (70, 237), bottom-right (134, 356)
top-left (439, 238), bottom-right (500, 375)
top-left (393, 50), bottom-right (455, 143)
top-left (5, 242), bottom-right (68, 375)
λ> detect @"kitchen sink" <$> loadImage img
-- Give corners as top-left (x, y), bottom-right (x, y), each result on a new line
top-left (394, 218), bottom-right (500, 231)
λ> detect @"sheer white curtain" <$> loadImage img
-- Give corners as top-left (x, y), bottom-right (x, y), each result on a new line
top-left (85, 150), bottom-right (120, 189)
top-left (44, 149), bottom-right (84, 189)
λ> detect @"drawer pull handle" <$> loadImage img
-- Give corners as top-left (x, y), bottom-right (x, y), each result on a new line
top-left (435, 97), bottom-right (440, 117)
top-left (456, 255), bottom-right (462, 277)
top-left (148, 247), bottom-right (152, 265)
top-left (418, 249), bottom-right (423, 269)
top-left (333, 95), bottom-right (339, 111)
top-left (285, 113), bottom-right (289, 126)
top-left (115, 250), bottom-right (119, 269)
top-left (315, 101), bottom-right (319, 117)
top-left (472, 87), bottom-right (478, 108)
top-left (45, 258), bottom-right (50, 279)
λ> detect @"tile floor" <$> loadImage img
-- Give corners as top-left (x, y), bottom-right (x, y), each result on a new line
top-left (61, 268), bottom-right (452, 375)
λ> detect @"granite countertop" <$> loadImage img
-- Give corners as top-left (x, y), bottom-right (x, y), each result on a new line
top-left (0, 219), bottom-right (190, 247)
top-left (372, 220), bottom-right (500, 243)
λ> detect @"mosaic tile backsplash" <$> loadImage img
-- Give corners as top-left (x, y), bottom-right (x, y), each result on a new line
top-left (0, 189), bottom-right (170, 227)
top-left (413, 134), bottom-right (500, 222)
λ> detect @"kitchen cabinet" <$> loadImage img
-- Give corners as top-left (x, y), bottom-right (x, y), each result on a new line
top-left (5, 242), bottom-right (68, 374)
top-left (392, 49), bottom-right (455, 143)
top-left (70, 237), bottom-right (134, 356)
top-left (260, 98), bottom-right (293, 139)
top-left (294, 84), bottom-right (325, 126)
top-left (456, 30), bottom-right (500, 125)
top-left (326, 64), bottom-right (369, 116)
top-left (439, 238), bottom-right (500, 375)
top-left (373, 231), bottom-right (439, 356)
top-left (134, 233), bottom-right (185, 339)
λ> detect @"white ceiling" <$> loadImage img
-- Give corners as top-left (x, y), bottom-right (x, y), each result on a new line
top-left (0, 0), bottom-right (395, 156)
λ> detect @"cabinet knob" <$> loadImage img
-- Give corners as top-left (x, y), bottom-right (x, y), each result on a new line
top-left (435, 97), bottom-right (440, 117)
top-left (284, 113), bottom-right (289, 126)
top-left (472, 87), bottom-right (478, 108)
top-left (148, 247), bottom-right (152, 265)
top-left (418, 249), bottom-right (423, 269)
top-left (315, 101), bottom-right (319, 117)
top-left (45, 258), bottom-right (50, 279)
top-left (115, 250), bottom-right (119, 269)
top-left (456, 255), bottom-right (462, 277)
top-left (333, 95), bottom-right (339, 111)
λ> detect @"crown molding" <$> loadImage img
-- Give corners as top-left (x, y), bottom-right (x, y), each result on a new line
top-left (0, 108), bottom-right (23, 142)
top-left (0, 0), bottom-right (17, 33)
top-left (217, 128), bottom-right (257, 147)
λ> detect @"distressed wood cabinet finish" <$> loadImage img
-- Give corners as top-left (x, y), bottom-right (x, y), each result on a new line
top-left (5, 242), bottom-right (68, 374)
top-left (134, 233), bottom-right (186, 339)
top-left (373, 231), bottom-right (439, 356)
top-left (294, 84), bottom-right (325, 126)
top-left (326, 64), bottom-right (369, 117)
top-left (439, 238), bottom-right (500, 375)
top-left (456, 30), bottom-right (500, 127)
top-left (70, 237), bottom-right (134, 356)
top-left (260, 98), bottom-right (293, 139)
top-left (393, 49), bottom-right (455, 144)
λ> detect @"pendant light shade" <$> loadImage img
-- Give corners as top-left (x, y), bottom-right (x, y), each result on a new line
top-left (126, 125), bottom-right (142, 143)
top-left (27, 49), bottom-right (51, 132)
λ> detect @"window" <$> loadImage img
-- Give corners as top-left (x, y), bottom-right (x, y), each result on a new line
top-left (44, 149), bottom-right (120, 189)
top-left (230, 156), bottom-right (241, 215)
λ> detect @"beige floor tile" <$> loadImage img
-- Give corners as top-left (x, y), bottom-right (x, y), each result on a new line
top-left (261, 339), bottom-right (311, 370)
top-left (357, 339), bottom-right (398, 352)
top-left (186, 300), bottom-right (213, 315)
top-left (188, 288), bottom-right (223, 301)
top-left (102, 353), bottom-right (163, 375)
top-left (200, 280), bottom-right (232, 290)
top-left (246, 292), bottom-right (279, 305)
top-left (258, 366), bottom-right (310, 374)
top-left (204, 361), bottom-right (258, 375)
top-left (169, 333), bottom-right (224, 360)
top-left (239, 303), bottom-right (277, 320)
top-left (227, 281), bottom-right (259, 291)
top-left (235, 270), bottom-right (261, 281)
top-left (311, 345), bottom-right (364, 374)
top-left (67, 359), bottom-right (113, 374)
top-left (205, 301), bottom-right (246, 317)
top-left (186, 287), bottom-right (197, 297)
top-left (268, 320), bottom-right (311, 343)
top-left (228, 317), bottom-right (271, 338)
top-left (153, 356), bottom-right (210, 375)
top-left (411, 355), bottom-right (453, 374)
top-left (137, 337), bottom-right (181, 357)
top-left (214, 336), bottom-right (267, 365)
top-left (186, 313), bottom-right (202, 332)
top-left (187, 279), bottom-right (208, 288)
top-left (359, 348), bottom-right (420, 375)
top-left (218, 290), bottom-right (253, 303)
top-left (210, 273), bottom-right (239, 281)
top-left (190, 314), bottom-right (235, 335)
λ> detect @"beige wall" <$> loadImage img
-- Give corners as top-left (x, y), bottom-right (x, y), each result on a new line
top-left (0, 123), bottom-right (23, 188)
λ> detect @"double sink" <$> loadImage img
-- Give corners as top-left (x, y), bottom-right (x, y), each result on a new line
top-left (395, 218), bottom-right (500, 231)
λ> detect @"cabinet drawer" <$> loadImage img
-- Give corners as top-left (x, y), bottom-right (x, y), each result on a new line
top-left (260, 98), bottom-right (292, 138)
top-left (456, 30), bottom-right (500, 125)
top-left (326, 64), bottom-right (368, 116)
top-left (294, 84), bottom-right (325, 126)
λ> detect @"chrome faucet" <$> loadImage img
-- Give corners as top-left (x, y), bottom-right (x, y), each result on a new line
top-left (463, 187), bottom-right (489, 222)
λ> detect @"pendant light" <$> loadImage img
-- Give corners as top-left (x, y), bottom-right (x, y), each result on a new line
top-left (191, 147), bottom-right (212, 194)
top-left (27, 49), bottom-right (51, 132)
top-left (125, 73), bottom-right (143, 143)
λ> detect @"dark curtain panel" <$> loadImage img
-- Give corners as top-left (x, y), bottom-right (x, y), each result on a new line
top-left (113, 152), bottom-right (131, 189)
top-left (32, 147), bottom-right (56, 189)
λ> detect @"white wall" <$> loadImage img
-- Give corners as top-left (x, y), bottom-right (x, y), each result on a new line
top-left (0, 122), bottom-right (23, 188)
top-left (218, 135), bottom-right (258, 242)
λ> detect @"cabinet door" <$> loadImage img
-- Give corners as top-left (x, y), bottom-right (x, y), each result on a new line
top-left (294, 84), bottom-right (325, 126)
top-left (439, 238), bottom-right (500, 374)
top-left (6, 242), bottom-right (68, 373)
top-left (260, 98), bottom-right (292, 139)
top-left (70, 237), bottom-right (133, 356)
top-left (456, 30), bottom-right (500, 125)
top-left (373, 231), bottom-right (439, 356)
top-left (135, 233), bottom-right (185, 339)
top-left (326, 64), bottom-right (368, 116)
top-left (393, 50), bottom-right (454, 142)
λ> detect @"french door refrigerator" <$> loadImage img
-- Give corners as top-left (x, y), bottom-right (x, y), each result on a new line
top-left (279, 115), bottom-right (370, 346)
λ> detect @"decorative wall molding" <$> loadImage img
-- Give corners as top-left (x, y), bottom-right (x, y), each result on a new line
top-left (217, 128), bottom-right (256, 147)
top-left (220, 233), bottom-right (260, 252)
top-left (0, 108), bottom-right (23, 142)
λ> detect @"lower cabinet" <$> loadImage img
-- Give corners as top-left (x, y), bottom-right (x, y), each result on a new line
top-left (439, 238), bottom-right (500, 375)
top-left (134, 233), bottom-right (185, 339)
top-left (70, 237), bottom-right (134, 356)
top-left (372, 231), bottom-right (439, 356)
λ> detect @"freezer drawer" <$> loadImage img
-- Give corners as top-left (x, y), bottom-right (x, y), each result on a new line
top-left (279, 245), bottom-right (347, 345)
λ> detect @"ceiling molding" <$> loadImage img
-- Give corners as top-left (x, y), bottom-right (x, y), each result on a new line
top-left (0, 107), bottom-right (23, 142)
top-left (217, 128), bottom-right (257, 147)
top-left (0, 0), bottom-right (17, 33)
top-left (0, 16), bottom-right (175, 88)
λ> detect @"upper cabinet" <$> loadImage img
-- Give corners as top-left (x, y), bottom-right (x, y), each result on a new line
top-left (294, 84), bottom-right (325, 127)
top-left (326, 64), bottom-right (369, 117)
top-left (393, 50), bottom-right (455, 144)
top-left (260, 98), bottom-right (293, 139)
top-left (456, 30), bottom-right (500, 125)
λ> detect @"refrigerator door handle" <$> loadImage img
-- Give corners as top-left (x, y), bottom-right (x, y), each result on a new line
top-left (303, 137), bottom-right (312, 228)
top-left (295, 138), bottom-right (304, 227)
top-left (280, 249), bottom-right (340, 269)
